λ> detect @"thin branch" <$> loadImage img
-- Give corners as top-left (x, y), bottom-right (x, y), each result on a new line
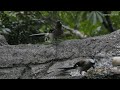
top-left (62, 25), bottom-right (86, 39)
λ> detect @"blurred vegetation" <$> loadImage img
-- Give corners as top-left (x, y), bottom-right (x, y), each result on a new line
top-left (0, 11), bottom-right (119, 45)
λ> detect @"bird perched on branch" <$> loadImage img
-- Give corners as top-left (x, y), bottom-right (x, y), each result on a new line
top-left (29, 20), bottom-right (63, 43)
top-left (50, 20), bottom-right (63, 42)
top-left (58, 59), bottom-right (95, 74)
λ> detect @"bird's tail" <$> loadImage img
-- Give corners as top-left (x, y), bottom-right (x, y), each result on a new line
top-left (58, 67), bottom-right (75, 71)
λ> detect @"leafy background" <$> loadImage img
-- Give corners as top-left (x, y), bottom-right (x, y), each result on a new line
top-left (0, 11), bottom-right (119, 45)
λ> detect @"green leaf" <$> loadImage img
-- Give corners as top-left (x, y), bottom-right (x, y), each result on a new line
top-left (96, 11), bottom-right (104, 23)
top-left (93, 11), bottom-right (97, 25)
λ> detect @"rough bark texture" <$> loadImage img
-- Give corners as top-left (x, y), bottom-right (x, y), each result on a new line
top-left (1, 30), bottom-right (120, 79)
top-left (0, 35), bottom-right (8, 46)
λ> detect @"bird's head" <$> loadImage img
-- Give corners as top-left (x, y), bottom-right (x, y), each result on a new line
top-left (90, 60), bottom-right (95, 68)
top-left (56, 20), bottom-right (62, 29)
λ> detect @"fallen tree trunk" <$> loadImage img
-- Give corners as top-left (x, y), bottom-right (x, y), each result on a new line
top-left (0, 35), bottom-right (8, 46)
top-left (0, 30), bottom-right (120, 79)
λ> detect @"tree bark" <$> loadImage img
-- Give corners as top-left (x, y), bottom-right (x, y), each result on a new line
top-left (102, 11), bottom-right (115, 32)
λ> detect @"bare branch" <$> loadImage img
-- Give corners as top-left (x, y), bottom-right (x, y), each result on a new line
top-left (62, 25), bottom-right (86, 39)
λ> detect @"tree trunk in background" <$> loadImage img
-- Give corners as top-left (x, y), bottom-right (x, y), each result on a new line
top-left (102, 11), bottom-right (115, 32)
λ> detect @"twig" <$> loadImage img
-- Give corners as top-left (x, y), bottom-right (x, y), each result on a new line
top-left (62, 25), bottom-right (86, 39)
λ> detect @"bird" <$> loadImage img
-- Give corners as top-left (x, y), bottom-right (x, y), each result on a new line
top-left (51, 20), bottom-right (63, 41)
top-left (29, 20), bottom-right (63, 43)
top-left (58, 59), bottom-right (95, 74)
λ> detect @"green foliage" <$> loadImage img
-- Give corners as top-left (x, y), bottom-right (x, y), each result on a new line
top-left (111, 11), bottom-right (120, 29)
top-left (80, 20), bottom-right (105, 36)
top-left (0, 11), bottom-right (118, 45)
top-left (88, 11), bottom-right (104, 25)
